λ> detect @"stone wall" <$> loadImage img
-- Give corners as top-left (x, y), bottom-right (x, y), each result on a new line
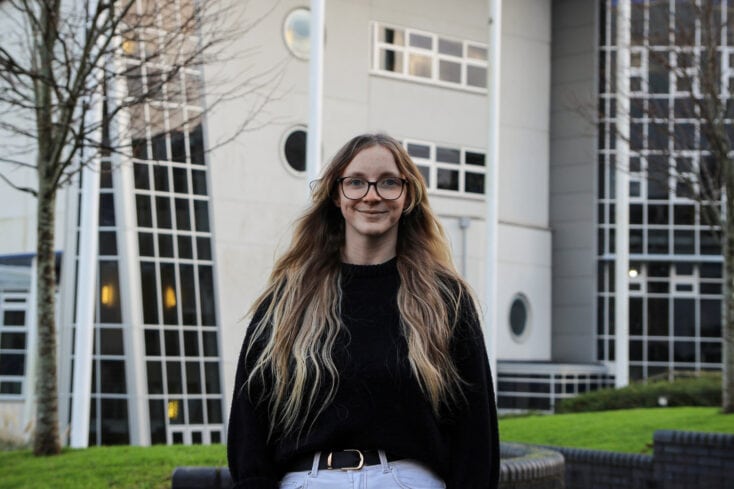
top-left (551, 429), bottom-right (734, 489)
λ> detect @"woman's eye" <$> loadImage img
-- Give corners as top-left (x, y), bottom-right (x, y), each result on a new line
top-left (381, 178), bottom-right (400, 187)
top-left (346, 179), bottom-right (365, 187)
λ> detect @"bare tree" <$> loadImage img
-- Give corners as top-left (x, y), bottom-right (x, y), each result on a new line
top-left (0, 0), bottom-right (284, 455)
top-left (604, 0), bottom-right (733, 412)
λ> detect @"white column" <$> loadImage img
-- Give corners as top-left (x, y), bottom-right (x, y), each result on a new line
top-left (485, 0), bottom-right (502, 386)
top-left (70, 0), bottom-right (103, 443)
top-left (614, 0), bottom-right (631, 388)
top-left (306, 0), bottom-right (325, 191)
top-left (69, 158), bottom-right (101, 448)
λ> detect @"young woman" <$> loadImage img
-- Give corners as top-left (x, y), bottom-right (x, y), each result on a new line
top-left (227, 133), bottom-right (499, 489)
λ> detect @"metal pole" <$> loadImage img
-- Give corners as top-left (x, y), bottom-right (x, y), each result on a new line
top-left (70, 0), bottom-right (102, 447)
top-left (614, 0), bottom-right (631, 388)
top-left (306, 0), bottom-right (325, 194)
top-left (485, 0), bottom-right (502, 387)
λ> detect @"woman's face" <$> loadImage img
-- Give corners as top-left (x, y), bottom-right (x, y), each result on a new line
top-left (335, 145), bottom-right (407, 251)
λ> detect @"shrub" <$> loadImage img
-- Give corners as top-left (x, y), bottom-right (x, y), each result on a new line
top-left (556, 372), bottom-right (721, 413)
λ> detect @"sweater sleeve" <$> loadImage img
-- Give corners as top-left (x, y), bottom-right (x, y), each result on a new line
top-left (446, 293), bottom-right (500, 489)
top-left (227, 308), bottom-right (279, 489)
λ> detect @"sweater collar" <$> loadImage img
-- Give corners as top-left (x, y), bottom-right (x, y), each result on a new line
top-left (341, 256), bottom-right (398, 278)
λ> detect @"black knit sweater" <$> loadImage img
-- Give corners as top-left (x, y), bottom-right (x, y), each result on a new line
top-left (227, 258), bottom-right (500, 489)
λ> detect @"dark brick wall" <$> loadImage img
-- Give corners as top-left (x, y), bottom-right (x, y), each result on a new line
top-left (550, 447), bottom-right (654, 489)
top-left (653, 430), bottom-right (734, 489)
top-left (550, 429), bottom-right (734, 489)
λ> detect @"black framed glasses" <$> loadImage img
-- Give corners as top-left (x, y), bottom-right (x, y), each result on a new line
top-left (337, 176), bottom-right (408, 200)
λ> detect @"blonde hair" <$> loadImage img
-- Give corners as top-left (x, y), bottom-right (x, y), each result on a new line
top-left (244, 133), bottom-right (473, 439)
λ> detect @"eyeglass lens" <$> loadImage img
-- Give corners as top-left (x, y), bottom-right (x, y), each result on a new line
top-left (341, 178), bottom-right (405, 200)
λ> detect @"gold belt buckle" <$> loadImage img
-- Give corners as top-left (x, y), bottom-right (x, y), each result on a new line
top-left (327, 449), bottom-right (365, 471)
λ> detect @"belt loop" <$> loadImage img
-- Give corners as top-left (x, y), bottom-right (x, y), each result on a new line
top-left (310, 451), bottom-right (321, 476)
top-left (378, 449), bottom-right (390, 473)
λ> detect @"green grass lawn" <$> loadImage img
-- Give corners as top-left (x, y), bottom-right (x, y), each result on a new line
top-left (1, 407), bottom-right (732, 488)
top-left (0, 444), bottom-right (226, 489)
top-left (498, 406), bottom-right (734, 453)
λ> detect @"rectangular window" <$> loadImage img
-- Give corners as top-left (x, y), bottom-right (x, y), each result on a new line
top-left (404, 139), bottom-right (486, 197)
top-left (0, 291), bottom-right (29, 399)
top-left (372, 22), bottom-right (487, 92)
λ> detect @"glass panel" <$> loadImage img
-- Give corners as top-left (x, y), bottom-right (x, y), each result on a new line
top-left (439, 60), bottom-right (461, 83)
top-left (674, 341), bottom-right (695, 362)
top-left (183, 330), bottom-right (199, 356)
top-left (466, 65), bottom-right (486, 87)
top-left (188, 399), bottom-right (204, 423)
top-left (158, 233), bottom-right (174, 258)
top-left (100, 360), bottom-right (126, 393)
top-left (629, 297), bottom-right (643, 335)
top-left (700, 299), bottom-right (721, 337)
top-left (99, 261), bottom-right (122, 323)
top-left (380, 27), bottom-right (404, 45)
top-left (136, 195), bottom-right (153, 228)
top-left (100, 398), bottom-right (129, 445)
top-left (167, 361), bottom-right (183, 394)
top-left (647, 229), bottom-right (669, 254)
top-left (673, 299), bottom-right (695, 336)
top-left (161, 263), bottom-right (178, 325)
top-left (156, 196), bottom-right (172, 229)
top-left (701, 342), bottom-right (722, 363)
top-left (379, 49), bottom-right (403, 72)
top-left (189, 119), bottom-right (205, 165)
top-left (466, 44), bottom-right (487, 60)
top-left (647, 340), bottom-right (669, 361)
top-left (192, 170), bottom-right (207, 195)
top-left (207, 399), bottom-right (222, 424)
top-left (99, 231), bottom-right (118, 256)
top-left (196, 237), bottom-right (211, 261)
top-left (406, 143), bottom-right (430, 159)
top-left (146, 361), bottom-right (164, 394)
top-left (0, 332), bottom-right (25, 349)
top-left (100, 328), bottom-right (124, 355)
top-left (140, 262), bottom-right (159, 324)
top-left (3, 310), bottom-right (25, 326)
top-left (172, 167), bottom-right (188, 194)
top-left (409, 32), bottom-right (432, 49)
top-left (199, 265), bottom-right (216, 325)
top-left (186, 361), bottom-right (202, 394)
top-left (438, 38), bottom-right (462, 57)
top-left (673, 230), bottom-right (695, 254)
top-left (647, 298), bottom-right (669, 336)
top-left (178, 235), bottom-right (193, 259)
top-left (465, 151), bottom-right (485, 166)
top-left (165, 330), bottom-right (181, 356)
top-left (408, 54), bottom-right (431, 78)
top-left (204, 361), bottom-right (221, 394)
top-left (144, 329), bottom-right (161, 356)
top-left (180, 265), bottom-right (197, 325)
top-left (99, 194), bottom-right (116, 226)
top-left (0, 354), bottom-right (24, 376)
top-left (418, 166), bottom-right (430, 186)
top-left (194, 200), bottom-right (210, 232)
top-left (168, 398), bottom-right (185, 424)
top-left (149, 399), bottom-right (166, 444)
top-left (465, 172), bottom-right (484, 194)
top-left (436, 169), bottom-right (459, 191)
top-left (436, 147), bottom-right (460, 164)
top-left (202, 331), bottom-right (218, 357)
top-left (175, 199), bottom-right (191, 231)
top-left (154, 165), bottom-right (169, 192)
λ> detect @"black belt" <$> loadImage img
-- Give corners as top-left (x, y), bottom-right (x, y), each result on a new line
top-left (288, 449), bottom-right (399, 471)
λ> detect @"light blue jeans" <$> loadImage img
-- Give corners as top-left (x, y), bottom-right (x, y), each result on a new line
top-left (278, 450), bottom-right (446, 489)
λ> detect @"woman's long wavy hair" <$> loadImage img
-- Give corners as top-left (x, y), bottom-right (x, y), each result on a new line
top-left (244, 133), bottom-right (473, 439)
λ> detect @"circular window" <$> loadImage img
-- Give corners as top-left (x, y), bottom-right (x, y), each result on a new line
top-left (283, 128), bottom-right (307, 173)
top-left (509, 294), bottom-right (530, 341)
top-left (283, 8), bottom-right (310, 60)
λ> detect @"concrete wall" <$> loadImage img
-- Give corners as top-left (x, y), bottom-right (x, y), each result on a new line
top-left (496, 0), bottom-right (552, 361)
top-left (549, 0), bottom-right (599, 363)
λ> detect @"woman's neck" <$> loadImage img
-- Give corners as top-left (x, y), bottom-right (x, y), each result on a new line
top-left (341, 237), bottom-right (397, 265)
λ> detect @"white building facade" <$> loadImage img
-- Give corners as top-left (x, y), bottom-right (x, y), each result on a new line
top-left (0, 0), bottom-right (727, 445)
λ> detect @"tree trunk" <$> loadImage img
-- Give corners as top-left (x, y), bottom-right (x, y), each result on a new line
top-left (32, 181), bottom-right (61, 455)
